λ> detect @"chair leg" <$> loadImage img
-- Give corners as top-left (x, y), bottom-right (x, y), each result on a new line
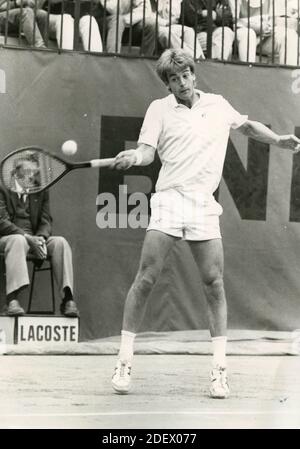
top-left (50, 264), bottom-right (55, 315)
top-left (0, 255), bottom-right (6, 305)
top-left (27, 264), bottom-right (36, 314)
top-left (27, 260), bottom-right (56, 315)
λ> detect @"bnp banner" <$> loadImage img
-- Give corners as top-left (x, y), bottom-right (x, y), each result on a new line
top-left (0, 49), bottom-right (300, 340)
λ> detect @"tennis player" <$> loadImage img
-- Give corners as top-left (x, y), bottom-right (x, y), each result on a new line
top-left (111, 48), bottom-right (300, 398)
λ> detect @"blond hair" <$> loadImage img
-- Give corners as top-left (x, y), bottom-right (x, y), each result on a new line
top-left (156, 49), bottom-right (195, 85)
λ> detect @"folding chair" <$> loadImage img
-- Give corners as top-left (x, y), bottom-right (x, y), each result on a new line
top-left (0, 253), bottom-right (56, 315)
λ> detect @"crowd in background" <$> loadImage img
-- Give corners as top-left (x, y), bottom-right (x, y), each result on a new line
top-left (0, 0), bottom-right (299, 65)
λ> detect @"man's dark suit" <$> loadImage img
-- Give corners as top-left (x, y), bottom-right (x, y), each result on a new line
top-left (0, 186), bottom-right (52, 238)
top-left (0, 185), bottom-right (74, 310)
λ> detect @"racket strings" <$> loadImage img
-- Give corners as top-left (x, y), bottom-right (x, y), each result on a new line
top-left (1, 149), bottom-right (66, 193)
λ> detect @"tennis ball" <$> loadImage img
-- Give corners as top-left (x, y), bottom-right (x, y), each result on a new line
top-left (61, 140), bottom-right (78, 156)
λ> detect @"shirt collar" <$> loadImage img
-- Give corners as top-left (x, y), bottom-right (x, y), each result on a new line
top-left (14, 179), bottom-right (24, 195)
top-left (14, 179), bottom-right (28, 199)
top-left (169, 89), bottom-right (204, 109)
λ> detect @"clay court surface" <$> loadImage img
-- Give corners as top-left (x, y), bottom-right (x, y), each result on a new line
top-left (0, 354), bottom-right (299, 429)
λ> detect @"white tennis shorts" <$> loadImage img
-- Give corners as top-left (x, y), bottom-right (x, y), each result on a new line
top-left (147, 188), bottom-right (223, 240)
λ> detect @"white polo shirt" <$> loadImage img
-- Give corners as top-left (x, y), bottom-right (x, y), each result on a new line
top-left (138, 90), bottom-right (248, 193)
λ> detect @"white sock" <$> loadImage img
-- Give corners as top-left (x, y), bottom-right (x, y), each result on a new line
top-left (118, 330), bottom-right (136, 363)
top-left (211, 336), bottom-right (227, 368)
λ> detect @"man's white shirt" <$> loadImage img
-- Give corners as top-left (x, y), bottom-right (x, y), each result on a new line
top-left (138, 90), bottom-right (248, 193)
top-left (14, 179), bottom-right (28, 202)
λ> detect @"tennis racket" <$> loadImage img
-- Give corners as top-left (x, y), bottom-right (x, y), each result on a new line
top-left (0, 146), bottom-right (115, 194)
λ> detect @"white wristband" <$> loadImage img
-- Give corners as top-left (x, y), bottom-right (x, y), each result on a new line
top-left (133, 151), bottom-right (143, 166)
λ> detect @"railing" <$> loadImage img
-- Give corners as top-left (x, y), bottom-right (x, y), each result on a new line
top-left (0, 0), bottom-right (299, 67)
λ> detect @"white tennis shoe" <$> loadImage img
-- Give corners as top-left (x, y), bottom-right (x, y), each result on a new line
top-left (209, 365), bottom-right (230, 399)
top-left (112, 360), bottom-right (132, 394)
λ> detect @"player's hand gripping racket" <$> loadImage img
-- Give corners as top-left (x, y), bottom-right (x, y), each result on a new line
top-left (0, 146), bottom-right (115, 194)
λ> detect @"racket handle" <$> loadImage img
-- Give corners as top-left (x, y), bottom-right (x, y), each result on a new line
top-left (90, 158), bottom-right (115, 168)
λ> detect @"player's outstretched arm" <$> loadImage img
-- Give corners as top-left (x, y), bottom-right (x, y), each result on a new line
top-left (114, 144), bottom-right (156, 170)
top-left (238, 120), bottom-right (300, 153)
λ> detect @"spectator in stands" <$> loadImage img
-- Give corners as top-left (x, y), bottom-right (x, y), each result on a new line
top-left (156, 0), bottom-right (205, 59)
top-left (37, 0), bottom-right (103, 52)
top-left (0, 153), bottom-right (79, 317)
top-left (21, 0), bottom-right (103, 51)
top-left (75, 1), bottom-right (103, 52)
top-left (33, 0), bottom-right (74, 50)
top-left (100, 0), bottom-right (156, 54)
top-left (274, 0), bottom-right (299, 34)
top-left (229, 0), bottom-right (299, 65)
top-left (180, 0), bottom-right (234, 60)
top-left (0, 0), bottom-right (46, 47)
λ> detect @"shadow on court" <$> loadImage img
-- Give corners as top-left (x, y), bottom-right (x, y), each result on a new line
top-left (0, 355), bottom-right (299, 429)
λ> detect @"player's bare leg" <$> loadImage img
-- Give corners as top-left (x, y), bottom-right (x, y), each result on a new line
top-left (188, 238), bottom-right (229, 399)
top-left (112, 230), bottom-right (177, 394)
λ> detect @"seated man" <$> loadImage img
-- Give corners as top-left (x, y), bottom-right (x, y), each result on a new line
top-left (230, 0), bottom-right (299, 65)
top-left (0, 154), bottom-right (79, 317)
top-left (156, 0), bottom-right (205, 59)
top-left (100, 0), bottom-right (156, 54)
top-left (180, 0), bottom-right (234, 60)
top-left (274, 0), bottom-right (299, 34)
top-left (0, 0), bottom-right (46, 47)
